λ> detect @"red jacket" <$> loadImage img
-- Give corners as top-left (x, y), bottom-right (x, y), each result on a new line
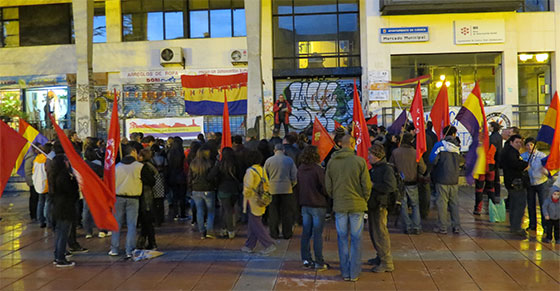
top-left (273, 100), bottom-right (292, 124)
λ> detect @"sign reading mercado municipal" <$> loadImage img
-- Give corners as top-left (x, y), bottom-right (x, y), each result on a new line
top-left (380, 27), bottom-right (429, 43)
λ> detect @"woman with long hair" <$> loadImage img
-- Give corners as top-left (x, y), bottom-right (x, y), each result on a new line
top-left (188, 147), bottom-right (217, 239)
top-left (297, 145), bottom-right (329, 270)
top-left (51, 155), bottom-right (79, 267)
top-left (241, 150), bottom-right (276, 255)
top-left (257, 139), bottom-right (273, 166)
top-left (167, 137), bottom-right (187, 220)
top-left (209, 147), bottom-right (241, 239)
top-left (137, 149), bottom-right (158, 250)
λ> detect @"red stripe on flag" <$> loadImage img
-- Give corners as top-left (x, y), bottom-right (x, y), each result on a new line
top-left (221, 91), bottom-right (232, 150)
top-left (410, 82), bottom-right (427, 162)
top-left (181, 73), bottom-right (248, 88)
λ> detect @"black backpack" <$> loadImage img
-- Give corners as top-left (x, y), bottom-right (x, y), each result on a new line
top-left (387, 163), bottom-right (405, 215)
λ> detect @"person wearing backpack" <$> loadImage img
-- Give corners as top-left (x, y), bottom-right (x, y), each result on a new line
top-left (366, 144), bottom-right (396, 273)
top-left (429, 126), bottom-right (462, 234)
top-left (241, 150), bottom-right (276, 255)
top-left (33, 143), bottom-right (53, 228)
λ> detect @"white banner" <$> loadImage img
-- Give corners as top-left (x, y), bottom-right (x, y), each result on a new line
top-left (125, 117), bottom-right (204, 140)
top-left (120, 68), bottom-right (248, 84)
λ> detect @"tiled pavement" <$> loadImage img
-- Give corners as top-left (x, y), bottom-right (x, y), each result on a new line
top-left (0, 187), bottom-right (559, 290)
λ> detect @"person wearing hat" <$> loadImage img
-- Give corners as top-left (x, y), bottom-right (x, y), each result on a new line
top-left (366, 144), bottom-right (396, 273)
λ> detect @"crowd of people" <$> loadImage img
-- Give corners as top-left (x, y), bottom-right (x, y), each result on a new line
top-left (20, 120), bottom-right (559, 282)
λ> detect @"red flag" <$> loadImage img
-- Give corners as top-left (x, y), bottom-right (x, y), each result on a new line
top-left (221, 91), bottom-right (232, 150)
top-left (103, 89), bottom-right (120, 205)
top-left (0, 120), bottom-right (27, 197)
top-left (366, 115), bottom-right (378, 125)
top-left (334, 120), bottom-right (342, 130)
top-left (410, 82), bottom-right (426, 162)
top-left (312, 117), bottom-right (335, 162)
top-left (352, 79), bottom-right (372, 168)
top-left (49, 115), bottom-right (118, 231)
top-left (545, 92), bottom-right (560, 171)
top-left (430, 83), bottom-right (450, 140)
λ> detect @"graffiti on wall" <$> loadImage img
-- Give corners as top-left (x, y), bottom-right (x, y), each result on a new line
top-left (274, 78), bottom-right (360, 132)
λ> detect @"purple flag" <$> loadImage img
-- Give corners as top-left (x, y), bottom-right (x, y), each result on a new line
top-left (388, 111), bottom-right (407, 136)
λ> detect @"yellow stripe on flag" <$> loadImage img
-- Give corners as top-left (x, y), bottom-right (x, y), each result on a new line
top-left (463, 92), bottom-right (485, 127)
top-left (12, 126), bottom-right (38, 175)
top-left (472, 145), bottom-right (487, 179)
top-left (183, 87), bottom-right (247, 102)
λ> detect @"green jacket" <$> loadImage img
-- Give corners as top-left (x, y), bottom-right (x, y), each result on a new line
top-left (325, 148), bottom-right (372, 213)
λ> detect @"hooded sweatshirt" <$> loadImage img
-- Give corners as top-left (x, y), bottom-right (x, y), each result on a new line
top-left (325, 148), bottom-right (372, 213)
top-left (430, 136), bottom-right (462, 185)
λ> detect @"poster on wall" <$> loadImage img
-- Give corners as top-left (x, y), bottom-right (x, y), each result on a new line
top-left (274, 78), bottom-right (361, 132)
top-left (125, 117), bottom-right (204, 140)
top-left (368, 70), bottom-right (390, 101)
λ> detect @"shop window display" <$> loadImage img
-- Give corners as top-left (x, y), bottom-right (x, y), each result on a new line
top-left (25, 87), bottom-right (69, 129)
top-left (518, 52), bottom-right (552, 128)
top-left (390, 53), bottom-right (502, 107)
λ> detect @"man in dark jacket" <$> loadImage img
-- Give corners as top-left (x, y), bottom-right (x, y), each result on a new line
top-left (419, 121), bottom-right (437, 219)
top-left (430, 126), bottom-right (462, 234)
top-left (390, 133), bottom-right (427, 234)
top-left (501, 134), bottom-right (529, 236)
top-left (367, 144), bottom-right (396, 273)
top-left (489, 122), bottom-right (503, 200)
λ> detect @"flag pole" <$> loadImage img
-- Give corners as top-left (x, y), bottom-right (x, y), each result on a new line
top-left (28, 141), bottom-right (52, 160)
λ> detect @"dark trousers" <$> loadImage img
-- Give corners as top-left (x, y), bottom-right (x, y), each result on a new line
top-left (138, 210), bottom-right (156, 248)
top-left (171, 184), bottom-right (187, 218)
top-left (245, 204), bottom-right (275, 249)
top-left (274, 120), bottom-right (289, 135)
top-left (219, 195), bottom-right (237, 232)
top-left (545, 219), bottom-right (559, 241)
top-left (507, 188), bottom-right (527, 232)
top-left (268, 194), bottom-right (295, 239)
top-left (153, 198), bottom-right (165, 226)
top-left (54, 219), bottom-right (72, 261)
top-left (418, 182), bottom-right (431, 219)
top-left (527, 182), bottom-right (547, 229)
top-left (29, 186), bottom-right (38, 220)
top-left (68, 201), bottom-right (81, 249)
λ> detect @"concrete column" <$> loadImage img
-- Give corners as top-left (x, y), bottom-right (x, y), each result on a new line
top-left (502, 48), bottom-right (519, 105)
top-left (245, 0), bottom-right (264, 138)
top-left (261, 0), bottom-right (274, 138)
top-left (105, 0), bottom-right (122, 43)
top-left (72, 0), bottom-right (95, 138)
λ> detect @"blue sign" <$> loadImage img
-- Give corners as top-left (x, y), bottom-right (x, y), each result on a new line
top-left (380, 27), bottom-right (429, 43)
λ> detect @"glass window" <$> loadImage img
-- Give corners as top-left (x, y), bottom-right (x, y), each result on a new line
top-left (210, 9), bottom-right (232, 37)
top-left (518, 0), bottom-right (550, 12)
top-left (93, 2), bottom-right (106, 43)
top-left (164, 11), bottom-right (183, 39)
top-left (273, 0), bottom-right (360, 71)
top-left (1, 8), bottom-right (20, 47)
top-left (233, 8), bottom-right (245, 36)
top-left (19, 4), bottom-right (73, 46)
top-left (391, 53), bottom-right (502, 107)
top-left (122, 0), bottom-right (243, 40)
top-left (190, 10), bottom-right (209, 38)
top-left (518, 52), bottom-right (551, 128)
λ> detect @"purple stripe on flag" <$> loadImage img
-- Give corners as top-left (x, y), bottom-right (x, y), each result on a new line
top-left (16, 133), bottom-right (49, 177)
top-left (456, 107), bottom-right (480, 184)
top-left (388, 111), bottom-right (407, 136)
top-left (536, 125), bottom-right (554, 145)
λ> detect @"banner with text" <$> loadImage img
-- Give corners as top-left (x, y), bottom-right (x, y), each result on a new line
top-left (125, 117), bottom-right (204, 140)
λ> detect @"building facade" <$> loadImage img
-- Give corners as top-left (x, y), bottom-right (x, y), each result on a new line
top-left (0, 0), bottom-right (558, 139)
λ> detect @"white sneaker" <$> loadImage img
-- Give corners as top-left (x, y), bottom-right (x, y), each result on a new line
top-left (260, 245), bottom-right (277, 256)
top-left (85, 234), bottom-right (93, 239)
top-left (106, 231), bottom-right (112, 237)
top-left (241, 246), bottom-right (254, 253)
top-left (98, 232), bottom-right (106, 238)
top-left (108, 250), bottom-right (119, 256)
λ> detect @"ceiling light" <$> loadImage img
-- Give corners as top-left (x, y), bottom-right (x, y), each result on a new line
top-left (536, 53), bottom-right (549, 62)
top-left (436, 81), bottom-right (443, 88)
top-left (439, 75), bottom-right (445, 81)
top-left (445, 81), bottom-right (451, 87)
top-left (518, 54), bottom-right (533, 62)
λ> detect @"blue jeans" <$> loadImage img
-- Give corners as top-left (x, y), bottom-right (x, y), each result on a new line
top-left (37, 194), bottom-right (47, 225)
top-left (527, 182), bottom-right (547, 229)
top-left (301, 206), bottom-right (326, 263)
top-left (192, 191), bottom-right (216, 234)
top-left (54, 219), bottom-right (71, 261)
top-left (82, 201), bottom-right (96, 235)
top-left (335, 212), bottom-right (364, 280)
top-left (401, 185), bottom-right (421, 231)
top-left (111, 197), bottom-right (139, 255)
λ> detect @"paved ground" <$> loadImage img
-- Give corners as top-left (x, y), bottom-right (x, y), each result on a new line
top-left (0, 187), bottom-right (559, 290)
